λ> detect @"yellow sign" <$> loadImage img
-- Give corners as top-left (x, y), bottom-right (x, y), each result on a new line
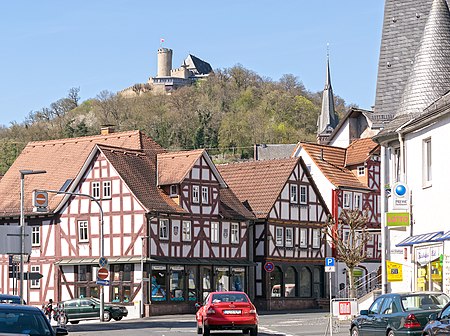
top-left (387, 261), bottom-right (403, 282)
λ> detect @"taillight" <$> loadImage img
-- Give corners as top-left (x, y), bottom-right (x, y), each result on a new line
top-left (404, 314), bottom-right (421, 328)
top-left (207, 308), bottom-right (216, 315)
top-left (249, 309), bottom-right (257, 314)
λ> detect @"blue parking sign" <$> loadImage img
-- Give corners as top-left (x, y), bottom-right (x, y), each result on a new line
top-left (325, 257), bottom-right (335, 267)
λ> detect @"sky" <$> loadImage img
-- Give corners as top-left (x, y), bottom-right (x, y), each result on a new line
top-left (0, 1), bottom-right (385, 127)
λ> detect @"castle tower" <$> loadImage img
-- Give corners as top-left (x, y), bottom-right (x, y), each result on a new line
top-left (157, 48), bottom-right (173, 77)
top-left (317, 53), bottom-right (339, 144)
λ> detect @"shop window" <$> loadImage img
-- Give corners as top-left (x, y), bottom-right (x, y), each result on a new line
top-left (187, 266), bottom-right (197, 302)
top-left (123, 264), bottom-right (132, 281)
top-left (285, 267), bottom-right (297, 297)
top-left (290, 184), bottom-right (298, 203)
top-left (313, 267), bottom-right (322, 298)
top-left (299, 267), bottom-right (312, 297)
top-left (151, 266), bottom-right (167, 301)
top-left (90, 286), bottom-right (99, 299)
top-left (202, 267), bottom-right (212, 300)
top-left (78, 265), bottom-right (89, 281)
top-left (300, 185), bottom-right (307, 204)
top-left (78, 287), bottom-right (87, 298)
top-left (215, 267), bottom-right (229, 291)
top-left (169, 266), bottom-right (185, 301)
top-left (231, 268), bottom-right (245, 292)
top-left (270, 266), bottom-right (283, 297)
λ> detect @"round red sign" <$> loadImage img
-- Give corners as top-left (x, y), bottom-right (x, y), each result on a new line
top-left (97, 267), bottom-right (109, 280)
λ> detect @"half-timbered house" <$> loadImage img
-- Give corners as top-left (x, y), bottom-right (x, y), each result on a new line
top-left (0, 129), bottom-right (254, 316)
top-left (218, 157), bottom-right (331, 310)
top-left (292, 139), bottom-right (381, 297)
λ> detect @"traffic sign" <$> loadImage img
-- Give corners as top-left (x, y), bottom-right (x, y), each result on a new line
top-left (33, 191), bottom-right (48, 207)
top-left (96, 279), bottom-right (110, 286)
top-left (97, 267), bottom-right (109, 280)
top-left (264, 262), bottom-right (275, 273)
top-left (325, 266), bottom-right (336, 273)
top-left (98, 257), bottom-right (108, 267)
top-left (325, 257), bottom-right (335, 267)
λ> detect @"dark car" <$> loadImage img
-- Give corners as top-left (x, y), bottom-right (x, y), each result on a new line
top-left (0, 294), bottom-right (25, 304)
top-left (350, 292), bottom-right (449, 336)
top-left (0, 303), bottom-right (68, 335)
top-left (54, 297), bottom-right (128, 324)
top-left (422, 300), bottom-right (450, 336)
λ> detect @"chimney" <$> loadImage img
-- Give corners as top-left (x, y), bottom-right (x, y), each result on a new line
top-left (101, 125), bottom-right (115, 135)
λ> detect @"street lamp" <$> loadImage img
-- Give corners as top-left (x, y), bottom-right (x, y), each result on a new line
top-left (20, 169), bottom-right (47, 305)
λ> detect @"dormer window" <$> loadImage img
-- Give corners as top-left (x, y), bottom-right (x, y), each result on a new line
top-left (170, 185), bottom-right (178, 196)
top-left (357, 166), bottom-right (365, 176)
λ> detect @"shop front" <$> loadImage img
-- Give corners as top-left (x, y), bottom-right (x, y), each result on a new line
top-left (414, 244), bottom-right (443, 292)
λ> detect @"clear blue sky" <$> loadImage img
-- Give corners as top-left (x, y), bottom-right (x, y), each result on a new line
top-left (0, 1), bottom-right (384, 127)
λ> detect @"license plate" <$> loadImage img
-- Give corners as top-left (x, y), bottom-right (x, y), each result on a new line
top-left (224, 310), bottom-right (242, 315)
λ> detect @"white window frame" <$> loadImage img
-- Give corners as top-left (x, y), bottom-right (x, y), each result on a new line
top-left (423, 138), bottom-right (432, 187)
top-left (343, 191), bottom-right (352, 209)
top-left (354, 193), bottom-right (362, 210)
top-left (92, 181), bottom-right (100, 199)
top-left (30, 265), bottom-right (40, 288)
top-left (78, 221), bottom-right (89, 242)
top-left (300, 185), bottom-right (307, 204)
top-left (31, 226), bottom-right (40, 246)
top-left (170, 185), bottom-right (178, 196)
top-left (182, 221), bottom-right (191, 241)
top-left (192, 185), bottom-right (200, 204)
top-left (275, 227), bottom-right (284, 246)
top-left (300, 228), bottom-right (307, 247)
top-left (102, 181), bottom-right (111, 199)
top-left (231, 223), bottom-right (239, 244)
top-left (357, 166), bottom-right (365, 176)
top-left (312, 228), bottom-right (321, 248)
top-left (159, 219), bottom-right (169, 240)
top-left (290, 184), bottom-right (298, 203)
top-left (285, 228), bottom-right (293, 247)
top-left (201, 186), bottom-right (209, 204)
top-left (211, 222), bottom-right (219, 243)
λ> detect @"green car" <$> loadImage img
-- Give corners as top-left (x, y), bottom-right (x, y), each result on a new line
top-left (54, 297), bottom-right (128, 324)
top-left (350, 292), bottom-right (449, 336)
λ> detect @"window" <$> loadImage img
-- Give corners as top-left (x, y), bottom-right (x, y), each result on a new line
top-left (270, 266), bottom-right (283, 297)
top-left (357, 166), bottom-right (365, 176)
top-left (354, 193), bottom-right (362, 210)
top-left (290, 184), bottom-right (298, 203)
top-left (286, 228), bottom-right (293, 247)
top-left (368, 297), bottom-right (384, 314)
top-left (30, 265), bottom-right (40, 288)
top-left (231, 223), bottom-right (239, 244)
top-left (300, 228), bottom-right (307, 248)
top-left (92, 182), bottom-right (100, 199)
top-left (31, 226), bottom-right (40, 246)
top-left (275, 227), bottom-right (284, 246)
top-left (78, 221), bottom-right (89, 242)
top-left (201, 186), bottom-right (209, 204)
top-left (343, 191), bottom-right (352, 209)
top-left (182, 221), bottom-right (191, 241)
top-left (300, 185), bottom-right (307, 204)
top-left (151, 266), bottom-right (167, 301)
top-left (170, 266), bottom-right (185, 301)
top-left (211, 222), bottom-right (219, 243)
top-left (170, 185), bottom-right (177, 196)
top-left (423, 138), bottom-right (432, 186)
top-left (159, 219), bottom-right (169, 239)
top-left (285, 267), bottom-right (297, 297)
top-left (103, 181), bottom-right (111, 198)
top-left (393, 148), bottom-right (401, 183)
top-left (312, 229), bottom-right (321, 248)
top-left (78, 265), bottom-right (89, 281)
top-left (299, 267), bottom-right (312, 297)
top-left (192, 185), bottom-right (200, 203)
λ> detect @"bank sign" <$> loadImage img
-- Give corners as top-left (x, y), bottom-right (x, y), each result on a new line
top-left (386, 212), bottom-right (410, 227)
top-left (392, 182), bottom-right (410, 210)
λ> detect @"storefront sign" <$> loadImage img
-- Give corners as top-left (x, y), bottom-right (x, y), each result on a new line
top-left (152, 265), bottom-right (166, 270)
top-left (392, 182), bottom-right (410, 210)
top-left (386, 212), bottom-right (410, 227)
top-left (415, 245), bottom-right (443, 266)
top-left (386, 260), bottom-right (403, 282)
top-left (444, 254), bottom-right (450, 293)
top-left (170, 265), bottom-right (184, 271)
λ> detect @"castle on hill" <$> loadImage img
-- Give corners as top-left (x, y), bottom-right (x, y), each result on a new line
top-left (120, 47), bottom-right (213, 97)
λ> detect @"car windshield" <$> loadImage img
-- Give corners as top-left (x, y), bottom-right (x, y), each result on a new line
top-left (401, 293), bottom-right (449, 311)
top-left (211, 293), bottom-right (248, 303)
top-left (0, 310), bottom-right (52, 335)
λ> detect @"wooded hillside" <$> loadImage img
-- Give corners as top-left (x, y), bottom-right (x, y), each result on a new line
top-left (0, 65), bottom-right (350, 174)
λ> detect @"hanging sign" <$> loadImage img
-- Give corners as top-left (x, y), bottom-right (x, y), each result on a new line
top-left (386, 261), bottom-right (403, 282)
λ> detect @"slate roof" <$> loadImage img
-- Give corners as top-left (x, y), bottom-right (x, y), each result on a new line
top-left (157, 149), bottom-right (205, 186)
top-left (317, 58), bottom-right (339, 134)
top-left (217, 158), bottom-right (301, 219)
top-left (298, 143), bottom-right (369, 190)
top-left (345, 138), bottom-right (380, 166)
top-left (0, 130), bottom-right (165, 216)
top-left (373, 0), bottom-right (434, 124)
top-left (185, 54), bottom-right (213, 76)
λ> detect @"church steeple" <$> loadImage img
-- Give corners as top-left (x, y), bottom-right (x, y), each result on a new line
top-left (317, 48), bottom-right (339, 144)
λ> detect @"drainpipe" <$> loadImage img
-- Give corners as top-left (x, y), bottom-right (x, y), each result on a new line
top-left (380, 146), bottom-right (387, 294)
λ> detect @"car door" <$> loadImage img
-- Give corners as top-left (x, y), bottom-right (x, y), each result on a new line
top-left (375, 297), bottom-right (395, 335)
top-left (79, 299), bottom-right (97, 319)
top-left (359, 297), bottom-right (385, 336)
top-left (434, 304), bottom-right (450, 336)
top-left (63, 300), bottom-right (80, 320)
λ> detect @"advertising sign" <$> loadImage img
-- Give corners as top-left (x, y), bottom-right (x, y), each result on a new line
top-left (392, 182), bottom-right (410, 210)
top-left (386, 212), bottom-right (410, 227)
top-left (386, 260), bottom-right (403, 282)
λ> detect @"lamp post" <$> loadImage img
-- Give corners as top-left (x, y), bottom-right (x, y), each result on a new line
top-left (140, 235), bottom-right (150, 318)
top-left (36, 188), bottom-right (105, 321)
top-left (19, 169), bottom-right (47, 305)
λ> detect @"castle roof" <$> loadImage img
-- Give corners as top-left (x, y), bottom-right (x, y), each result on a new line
top-left (184, 54), bottom-right (213, 76)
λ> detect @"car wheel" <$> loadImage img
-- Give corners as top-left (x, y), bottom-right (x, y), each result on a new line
top-left (243, 329), bottom-right (250, 334)
top-left (203, 324), bottom-right (210, 336)
top-left (250, 326), bottom-right (258, 336)
top-left (59, 314), bottom-right (68, 325)
top-left (103, 310), bottom-right (112, 322)
top-left (351, 326), bottom-right (359, 336)
top-left (113, 316), bottom-right (123, 321)
top-left (387, 330), bottom-right (395, 336)
top-left (70, 321), bottom-right (79, 324)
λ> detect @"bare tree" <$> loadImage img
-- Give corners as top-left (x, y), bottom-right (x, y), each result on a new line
top-left (324, 209), bottom-right (371, 298)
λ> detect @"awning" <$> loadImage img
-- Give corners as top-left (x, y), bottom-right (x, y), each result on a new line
top-left (55, 256), bottom-right (144, 265)
top-left (396, 231), bottom-right (443, 247)
top-left (433, 230), bottom-right (450, 242)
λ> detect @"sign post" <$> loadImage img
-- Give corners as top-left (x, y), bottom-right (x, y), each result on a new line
top-left (325, 257), bottom-right (336, 336)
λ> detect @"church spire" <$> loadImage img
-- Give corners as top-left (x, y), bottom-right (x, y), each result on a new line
top-left (317, 46), bottom-right (339, 144)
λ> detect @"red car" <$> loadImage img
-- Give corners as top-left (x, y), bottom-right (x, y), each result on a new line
top-left (196, 291), bottom-right (258, 336)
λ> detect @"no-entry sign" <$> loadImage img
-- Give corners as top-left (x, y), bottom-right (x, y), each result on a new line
top-left (33, 190), bottom-right (48, 207)
top-left (97, 267), bottom-right (109, 280)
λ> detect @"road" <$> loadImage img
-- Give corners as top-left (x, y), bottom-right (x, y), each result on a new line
top-left (64, 311), bottom-right (351, 336)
